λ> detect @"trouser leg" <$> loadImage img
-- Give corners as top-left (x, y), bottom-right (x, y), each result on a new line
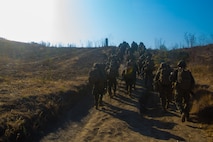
top-left (175, 92), bottom-right (183, 113)
top-left (108, 81), bottom-right (112, 97)
top-left (165, 90), bottom-right (171, 109)
top-left (129, 84), bottom-right (132, 96)
top-left (94, 93), bottom-right (99, 109)
top-left (160, 91), bottom-right (166, 111)
top-left (183, 93), bottom-right (190, 120)
top-left (161, 97), bottom-right (166, 110)
top-left (113, 81), bottom-right (116, 95)
top-left (99, 93), bottom-right (103, 106)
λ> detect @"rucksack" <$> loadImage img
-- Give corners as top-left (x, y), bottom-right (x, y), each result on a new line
top-left (159, 68), bottom-right (171, 85)
top-left (177, 69), bottom-right (193, 90)
top-left (125, 61), bottom-right (134, 75)
top-left (107, 66), bottom-right (118, 79)
top-left (88, 68), bottom-right (101, 85)
top-left (144, 60), bottom-right (154, 72)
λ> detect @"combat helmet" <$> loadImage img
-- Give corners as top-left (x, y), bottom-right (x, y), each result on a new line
top-left (93, 63), bottom-right (100, 68)
top-left (177, 60), bottom-right (186, 68)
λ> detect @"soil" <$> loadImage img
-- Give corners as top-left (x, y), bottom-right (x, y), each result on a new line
top-left (39, 77), bottom-right (212, 142)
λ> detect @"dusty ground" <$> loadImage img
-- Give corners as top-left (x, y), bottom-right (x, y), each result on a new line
top-left (40, 77), bottom-right (212, 142)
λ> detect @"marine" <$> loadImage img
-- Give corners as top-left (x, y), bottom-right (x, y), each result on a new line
top-left (154, 62), bottom-right (173, 111)
top-left (88, 63), bottom-right (107, 109)
top-left (170, 60), bottom-right (195, 122)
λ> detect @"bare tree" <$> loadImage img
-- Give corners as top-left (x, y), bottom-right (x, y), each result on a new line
top-left (155, 38), bottom-right (167, 50)
top-left (171, 43), bottom-right (179, 50)
top-left (184, 32), bottom-right (190, 47)
top-left (198, 34), bottom-right (207, 46)
top-left (189, 33), bottom-right (196, 47)
top-left (184, 32), bottom-right (196, 47)
top-left (86, 40), bottom-right (93, 47)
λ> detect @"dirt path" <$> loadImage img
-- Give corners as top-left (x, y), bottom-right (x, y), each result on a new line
top-left (40, 78), bottom-right (212, 142)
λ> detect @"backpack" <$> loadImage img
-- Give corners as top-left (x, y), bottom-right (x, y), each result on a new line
top-left (177, 69), bottom-right (193, 90)
top-left (125, 61), bottom-right (133, 75)
top-left (159, 68), bottom-right (171, 85)
top-left (144, 60), bottom-right (154, 72)
top-left (88, 68), bottom-right (101, 85)
top-left (107, 66), bottom-right (117, 79)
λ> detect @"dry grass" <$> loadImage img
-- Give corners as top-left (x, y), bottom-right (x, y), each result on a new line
top-left (152, 45), bottom-right (213, 124)
top-left (186, 49), bottom-right (213, 124)
top-left (189, 65), bottom-right (213, 90)
top-left (0, 38), bottom-right (212, 141)
top-left (0, 39), bottom-right (110, 141)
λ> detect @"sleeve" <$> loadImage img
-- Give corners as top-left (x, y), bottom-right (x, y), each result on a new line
top-left (154, 71), bottom-right (160, 82)
top-left (190, 71), bottom-right (195, 89)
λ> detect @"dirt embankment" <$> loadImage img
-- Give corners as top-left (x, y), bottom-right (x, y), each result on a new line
top-left (0, 83), bottom-right (91, 142)
top-left (0, 46), bottom-right (109, 141)
top-left (40, 77), bottom-right (213, 142)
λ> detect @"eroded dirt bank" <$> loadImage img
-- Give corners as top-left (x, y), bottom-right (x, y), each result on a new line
top-left (40, 78), bottom-right (212, 142)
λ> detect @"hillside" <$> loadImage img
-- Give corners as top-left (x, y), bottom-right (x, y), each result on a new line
top-left (0, 39), bottom-right (212, 141)
top-left (0, 39), bottom-right (109, 141)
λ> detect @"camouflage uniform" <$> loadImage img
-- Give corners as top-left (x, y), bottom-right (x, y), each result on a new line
top-left (137, 54), bottom-right (146, 77)
top-left (88, 63), bottom-right (107, 109)
top-left (170, 60), bottom-right (195, 122)
top-left (107, 59), bottom-right (119, 98)
top-left (123, 59), bottom-right (138, 97)
top-left (143, 55), bottom-right (154, 90)
top-left (154, 62), bottom-right (173, 111)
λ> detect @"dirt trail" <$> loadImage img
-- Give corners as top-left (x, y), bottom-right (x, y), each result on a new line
top-left (40, 78), bottom-right (212, 142)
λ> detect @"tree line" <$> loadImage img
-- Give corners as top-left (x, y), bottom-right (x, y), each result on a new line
top-left (27, 32), bottom-right (213, 49)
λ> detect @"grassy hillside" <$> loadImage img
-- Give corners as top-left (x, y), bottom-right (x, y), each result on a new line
top-left (0, 38), bottom-right (212, 141)
top-left (183, 45), bottom-right (213, 124)
top-left (0, 39), bottom-right (110, 141)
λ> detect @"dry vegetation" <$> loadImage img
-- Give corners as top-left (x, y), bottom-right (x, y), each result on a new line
top-left (152, 45), bottom-right (213, 117)
top-left (0, 38), bottom-right (212, 141)
top-left (151, 45), bottom-right (213, 137)
top-left (186, 46), bottom-right (213, 131)
top-left (0, 38), bottom-right (110, 141)
top-left (186, 45), bottom-right (213, 137)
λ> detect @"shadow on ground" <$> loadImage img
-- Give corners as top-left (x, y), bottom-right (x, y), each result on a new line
top-left (101, 78), bottom-right (185, 141)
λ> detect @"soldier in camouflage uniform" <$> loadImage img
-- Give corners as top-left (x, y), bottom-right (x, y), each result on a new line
top-left (154, 62), bottom-right (173, 111)
top-left (106, 58), bottom-right (119, 98)
top-left (88, 63), bottom-right (107, 109)
top-left (122, 59), bottom-right (138, 97)
top-left (170, 60), bottom-right (195, 122)
top-left (143, 55), bottom-right (154, 90)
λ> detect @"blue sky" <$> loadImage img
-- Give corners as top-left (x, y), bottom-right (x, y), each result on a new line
top-left (0, 0), bottom-right (213, 48)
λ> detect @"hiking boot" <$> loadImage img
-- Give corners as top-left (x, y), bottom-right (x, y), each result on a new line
top-left (166, 101), bottom-right (170, 109)
top-left (186, 117), bottom-right (190, 122)
top-left (99, 101), bottom-right (104, 106)
top-left (129, 94), bottom-right (133, 98)
top-left (181, 113), bottom-right (185, 122)
top-left (113, 91), bottom-right (116, 96)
